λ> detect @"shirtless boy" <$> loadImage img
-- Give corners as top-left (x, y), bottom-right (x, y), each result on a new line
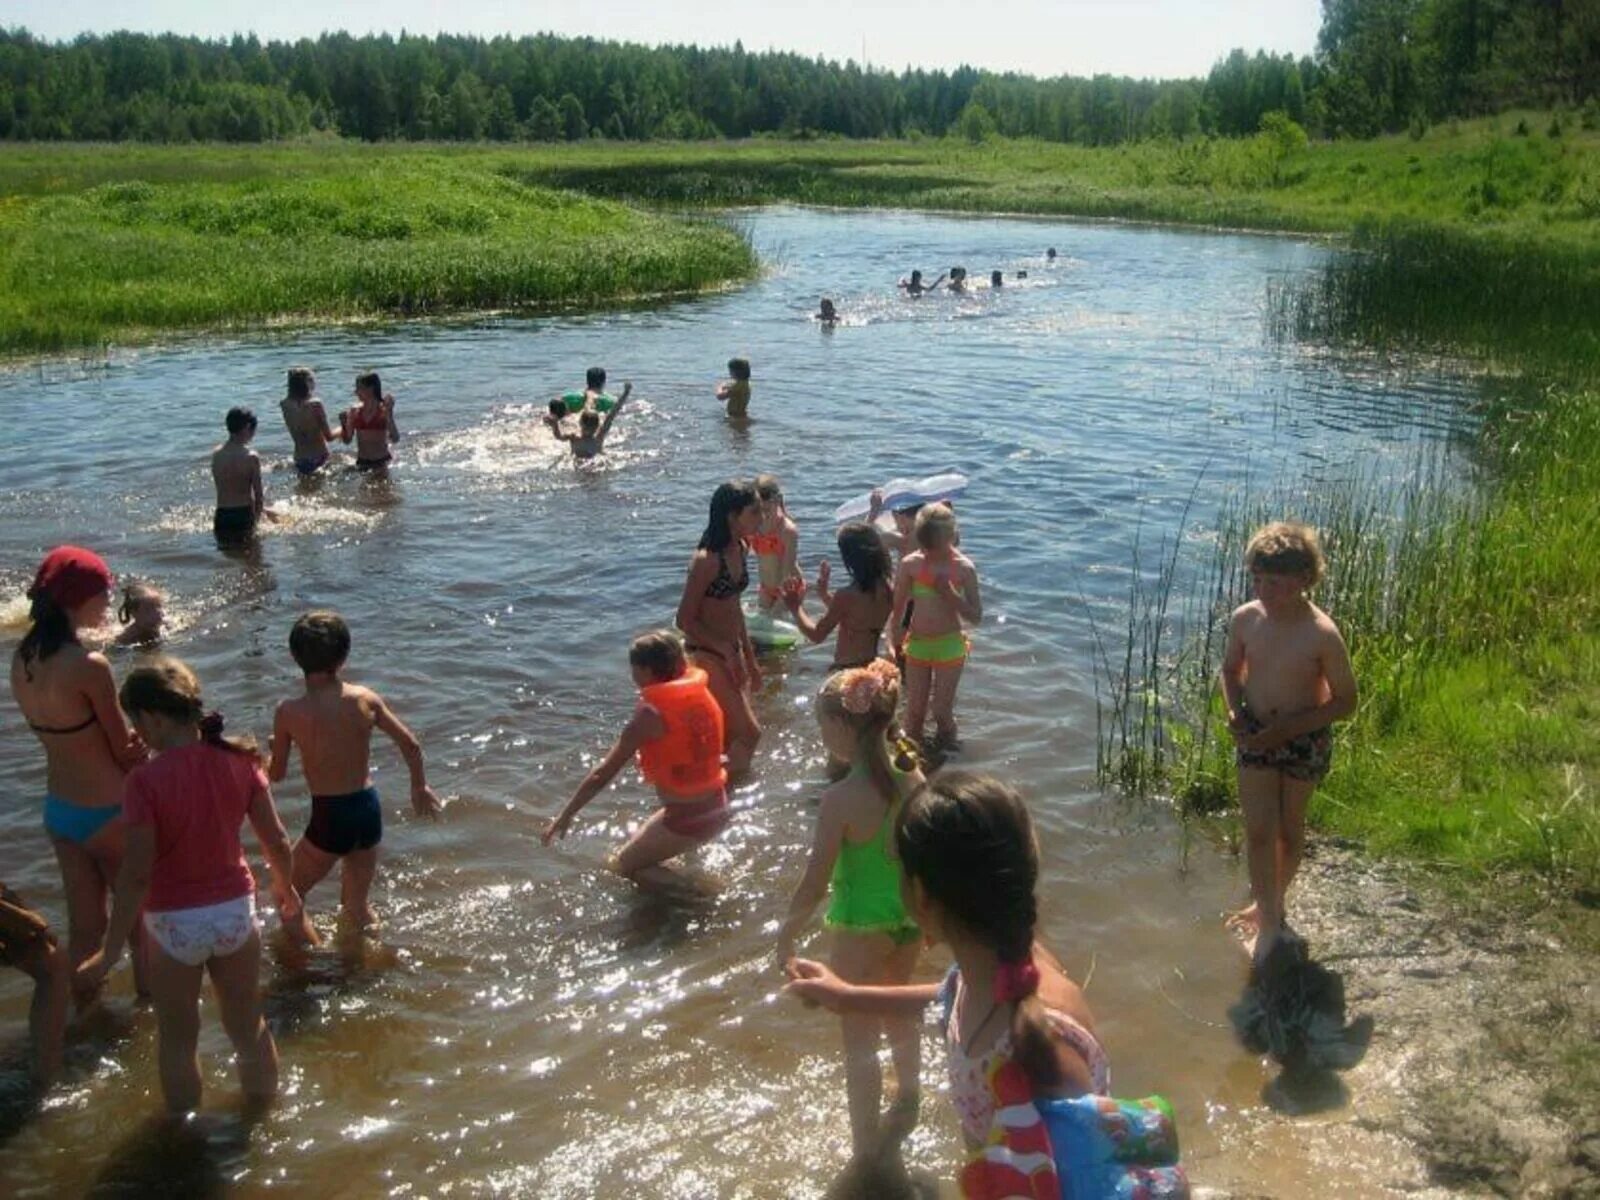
top-left (211, 407), bottom-right (265, 545)
top-left (548, 383), bottom-right (632, 460)
top-left (280, 367), bottom-right (338, 475)
top-left (1220, 523), bottom-right (1358, 963)
top-left (269, 611), bottom-right (442, 931)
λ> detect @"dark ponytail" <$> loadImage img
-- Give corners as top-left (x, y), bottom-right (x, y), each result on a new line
top-left (895, 771), bottom-right (1063, 1091)
top-left (18, 593), bottom-right (77, 680)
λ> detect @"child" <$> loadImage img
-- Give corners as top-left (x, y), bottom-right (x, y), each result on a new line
top-left (898, 269), bottom-right (945, 297)
top-left (784, 523), bottom-right (894, 672)
top-left (774, 659), bottom-right (924, 1158)
top-left (339, 372), bottom-right (400, 470)
top-left (784, 773), bottom-right (1113, 1170)
top-left (75, 657), bottom-right (308, 1113)
top-left (716, 358), bottom-right (752, 419)
top-left (269, 611), bottom-right (442, 932)
top-left (890, 504), bottom-right (982, 752)
top-left (1, 881), bottom-right (69, 1084)
top-left (280, 366), bottom-right (338, 476)
top-left (115, 582), bottom-right (165, 647)
top-left (1220, 523), bottom-right (1357, 962)
top-left (550, 383), bottom-right (632, 460)
top-left (542, 631), bottom-right (730, 888)
top-left (946, 266), bottom-right (969, 293)
top-left (990, 270), bottom-right (1004, 289)
top-left (750, 475), bottom-right (801, 612)
top-left (211, 407), bottom-right (264, 544)
top-left (817, 299), bottom-right (839, 326)
top-left (584, 366), bottom-right (620, 411)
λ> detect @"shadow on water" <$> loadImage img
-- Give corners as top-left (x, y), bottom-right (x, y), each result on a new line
top-left (0, 1001), bottom-right (141, 1149)
top-left (86, 1109), bottom-right (262, 1199)
top-left (1228, 930), bottom-right (1374, 1115)
top-left (260, 933), bottom-right (400, 1035)
top-left (820, 1105), bottom-right (939, 1200)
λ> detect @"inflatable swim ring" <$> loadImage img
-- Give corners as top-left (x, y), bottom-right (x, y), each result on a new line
top-left (834, 471), bottom-right (968, 525)
top-left (561, 391), bottom-right (616, 414)
top-left (745, 607), bottom-right (801, 651)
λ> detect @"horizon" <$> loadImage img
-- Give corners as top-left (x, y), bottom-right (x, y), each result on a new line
top-left (2, 1), bottom-right (1322, 81)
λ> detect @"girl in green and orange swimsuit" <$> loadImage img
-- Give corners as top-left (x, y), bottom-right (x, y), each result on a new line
top-left (890, 503), bottom-right (982, 753)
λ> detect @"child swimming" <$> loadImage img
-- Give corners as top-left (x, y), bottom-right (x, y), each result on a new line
top-left (716, 358), bottom-right (752, 420)
top-left (890, 503), bottom-right (982, 752)
top-left (775, 659), bottom-right (925, 1158)
top-left (549, 383), bottom-right (633, 460)
top-left (750, 474), bottom-right (801, 613)
top-left (211, 407), bottom-right (265, 544)
top-left (339, 372), bottom-right (400, 470)
top-left (269, 611), bottom-right (443, 933)
top-left (542, 631), bottom-right (731, 888)
top-left (114, 582), bottom-right (165, 647)
top-left (817, 299), bottom-right (839, 325)
top-left (898, 269), bottom-right (946, 297)
top-left (280, 366), bottom-right (338, 476)
top-left (784, 523), bottom-right (894, 671)
top-left (1221, 523), bottom-right (1357, 963)
top-left (76, 657), bottom-right (309, 1113)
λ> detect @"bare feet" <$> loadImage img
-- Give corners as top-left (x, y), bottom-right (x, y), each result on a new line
top-left (1225, 901), bottom-right (1260, 935)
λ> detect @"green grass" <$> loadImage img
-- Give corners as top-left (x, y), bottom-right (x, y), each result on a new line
top-left (0, 148), bottom-right (756, 354)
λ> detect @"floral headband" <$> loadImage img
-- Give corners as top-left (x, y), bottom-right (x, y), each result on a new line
top-left (838, 658), bottom-right (900, 714)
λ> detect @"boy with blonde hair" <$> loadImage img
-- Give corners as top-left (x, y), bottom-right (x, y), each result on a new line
top-left (1220, 523), bottom-right (1357, 963)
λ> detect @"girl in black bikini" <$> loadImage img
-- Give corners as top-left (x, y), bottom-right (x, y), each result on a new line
top-left (676, 480), bottom-right (763, 777)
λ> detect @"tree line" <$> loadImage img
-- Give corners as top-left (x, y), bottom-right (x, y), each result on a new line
top-left (1, 2), bottom-right (1594, 145)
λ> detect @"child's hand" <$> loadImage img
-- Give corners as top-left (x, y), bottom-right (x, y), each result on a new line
top-left (74, 948), bottom-right (113, 996)
top-left (1238, 722), bottom-right (1284, 753)
top-left (868, 489), bottom-right (885, 520)
top-left (541, 814), bottom-right (571, 846)
top-left (716, 383), bottom-right (730, 399)
top-left (934, 575), bottom-right (962, 603)
top-left (816, 559), bottom-right (831, 593)
top-left (412, 784), bottom-right (444, 819)
top-left (783, 958), bottom-right (847, 1011)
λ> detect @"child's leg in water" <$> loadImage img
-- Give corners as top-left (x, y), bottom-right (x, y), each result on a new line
top-left (929, 659), bottom-right (966, 747)
top-left (903, 662), bottom-right (933, 743)
top-left (881, 936), bottom-right (922, 1119)
top-left (607, 809), bottom-right (712, 891)
top-left (1237, 767), bottom-right (1285, 957)
top-left (291, 838), bottom-right (339, 908)
top-left (693, 652), bottom-right (762, 776)
top-left (207, 929), bottom-right (278, 1108)
top-left (831, 931), bottom-right (899, 1158)
top-left (338, 848), bottom-right (379, 931)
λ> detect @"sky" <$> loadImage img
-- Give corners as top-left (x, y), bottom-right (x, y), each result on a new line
top-left (5, 1), bottom-right (1323, 79)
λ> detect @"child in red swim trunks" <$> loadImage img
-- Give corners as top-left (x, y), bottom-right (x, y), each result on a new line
top-left (543, 631), bottom-right (730, 890)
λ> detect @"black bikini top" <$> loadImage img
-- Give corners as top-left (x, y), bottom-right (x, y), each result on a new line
top-left (28, 712), bottom-right (96, 736)
top-left (704, 549), bottom-right (749, 600)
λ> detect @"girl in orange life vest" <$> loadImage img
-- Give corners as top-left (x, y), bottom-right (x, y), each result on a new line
top-left (542, 632), bottom-right (731, 889)
top-left (890, 503), bottom-right (982, 754)
top-left (750, 474), bottom-right (801, 613)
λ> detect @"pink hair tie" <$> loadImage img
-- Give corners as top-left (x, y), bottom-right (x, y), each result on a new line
top-left (994, 957), bottom-right (1040, 1003)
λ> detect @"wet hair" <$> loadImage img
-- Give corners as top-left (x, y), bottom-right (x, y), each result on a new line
top-left (914, 502), bottom-right (958, 551)
top-left (820, 298), bottom-right (836, 313)
top-left (586, 366), bottom-right (606, 390)
top-left (837, 522), bottom-right (892, 599)
top-left (629, 629), bottom-right (687, 683)
top-left (579, 410), bottom-right (600, 433)
top-left (286, 367), bottom-right (315, 401)
top-left (118, 582), bottom-right (163, 626)
top-left (547, 398), bottom-right (566, 418)
top-left (288, 610), bottom-right (351, 675)
top-left (895, 771), bottom-right (1060, 1090)
top-left (225, 406), bottom-right (258, 436)
top-left (120, 656), bottom-right (259, 760)
top-left (356, 372), bottom-right (382, 400)
top-left (1245, 522), bottom-right (1326, 587)
top-left (991, 270), bottom-right (1003, 286)
top-left (817, 663), bottom-right (919, 811)
top-left (1046, 247), bottom-right (1057, 258)
top-left (17, 594), bottom-right (76, 680)
top-left (754, 473), bottom-right (783, 507)
top-left (728, 357), bottom-right (751, 381)
top-left (910, 270), bottom-right (923, 283)
top-left (698, 479), bottom-right (759, 553)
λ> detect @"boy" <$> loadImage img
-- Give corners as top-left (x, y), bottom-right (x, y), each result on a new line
top-left (269, 611), bottom-right (442, 931)
top-left (1220, 523), bottom-right (1357, 963)
top-left (211, 407), bottom-right (264, 544)
top-left (1, 882), bottom-right (68, 1084)
top-left (550, 382), bottom-right (632, 460)
top-left (584, 366), bottom-right (619, 411)
top-left (715, 359), bottom-right (752, 419)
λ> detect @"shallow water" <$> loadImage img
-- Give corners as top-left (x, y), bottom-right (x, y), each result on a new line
top-left (0, 207), bottom-right (1478, 1197)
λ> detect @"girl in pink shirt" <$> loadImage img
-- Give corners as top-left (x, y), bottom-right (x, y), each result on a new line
top-left (77, 657), bottom-right (308, 1113)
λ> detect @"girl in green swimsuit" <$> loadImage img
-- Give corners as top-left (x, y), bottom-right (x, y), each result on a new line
top-left (890, 503), bottom-right (983, 753)
top-left (774, 658), bottom-right (926, 1161)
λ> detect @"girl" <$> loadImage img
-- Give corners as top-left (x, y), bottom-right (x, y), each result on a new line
top-left (280, 366), bottom-right (338, 476)
top-left (340, 371), bottom-right (400, 470)
top-left (115, 582), bottom-right (165, 647)
top-left (774, 659), bottom-right (924, 1160)
top-left (716, 357), bottom-right (752, 420)
top-left (785, 773), bottom-right (1112, 1182)
top-left (8, 546), bottom-right (147, 990)
top-left (750, 474), bottom-right (801, 613)
top-left (543, 631), bottom-right (730, 889)
top-left (890, 503), bottom-right (981, 752)
top-left (76, 658), bottom-right (308, 1114)
top-left (676, 480), bottom-right (763, 776)
top-left (784, 522), bottom-right (894, 672)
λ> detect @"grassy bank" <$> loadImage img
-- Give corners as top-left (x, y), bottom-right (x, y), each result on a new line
top-left (0, 149), bottom-right (756, 355)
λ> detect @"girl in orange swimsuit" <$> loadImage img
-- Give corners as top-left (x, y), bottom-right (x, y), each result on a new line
top-left (750, 474), bottom-right (801, 613)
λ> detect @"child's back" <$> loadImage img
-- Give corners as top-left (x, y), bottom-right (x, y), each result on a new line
top-left (275, 680), bottom-right (379, 796)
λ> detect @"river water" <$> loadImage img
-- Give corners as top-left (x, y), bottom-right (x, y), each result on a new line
top-left (0, 207), bottom-right (1478, 1198)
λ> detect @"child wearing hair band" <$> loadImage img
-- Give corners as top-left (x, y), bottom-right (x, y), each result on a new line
top-left (544, 631), bottom-right (731, 889)
top-left (114, 582), bottom-right (165, 647)
top-left (890, 502), bottom-right (981, 753)
top-left (775, 658), bottom-right (926, 1159)
top-left (76, 656), bottom-right (312, 1113)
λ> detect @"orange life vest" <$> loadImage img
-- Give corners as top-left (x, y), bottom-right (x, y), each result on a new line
top-left (636, 668), bottom-right (727, 798)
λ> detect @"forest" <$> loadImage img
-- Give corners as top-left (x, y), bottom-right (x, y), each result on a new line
top-left (1, 0), bottom-right (1596, 145)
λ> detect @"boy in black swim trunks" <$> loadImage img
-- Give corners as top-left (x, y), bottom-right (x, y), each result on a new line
top-left (1220, 523), bottom-right (1358, 965)
top-left (1, 881), bottom-right (69, 1084)
top-left (210, 407), bottom-right (264, 545)
top-left (269, 611), bottom-right (442, 932)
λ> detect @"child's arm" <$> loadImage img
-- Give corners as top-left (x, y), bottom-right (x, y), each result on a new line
top-left (372, 693), bottom-right (442, 817)
top-left (784, 584), bottom-right (844, 646)
top-left (543, 707), bottom-right (656, 844)
top-left (249, 453), bottom-right (265, 519)
top-left (75, 824), bottom-right (155, 992)
top-left (597, 382), bottom-right (632, 440)
top-left (1219, 607), bottom-right (1249, 730)
top-left (245, 779), bottom-right (315, 944)
top-left (780, 519), bottom-right (801, 587)
top-left (888, 559), bottom-right (914, 656)
top-left (82, 653), bottom-right (145, 769)
top-left (313, 400), bottom-right (338, 442)
top-left (814, 558), bottom-right (834, 608)
top-left (773, 794), bottom-right (848, 968)
top-left (939, 559), bottom-right (983, 625)
top-left (267, 703), bottom-right (293, 784)
top-left (784, 958), bottom-right (942, 1015)
top-left (385, 394), bottom-right (401, 443)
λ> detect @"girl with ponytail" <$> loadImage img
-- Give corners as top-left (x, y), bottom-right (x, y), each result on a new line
top-left (774, 658), bottom-right (926, 1159)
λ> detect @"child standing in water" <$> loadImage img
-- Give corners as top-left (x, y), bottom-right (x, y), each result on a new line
top-left (115, 582), bottom-right (165, 647)
top-left (1221, 523), bottom-right (1357, 962)
top-left (76, 658), bottom-right (308, 1114)
top-left (543, 632), bottom-right (731, 888)
top-left (211, 407), bottom-right (265, 544)
top-left (890, 504), bottom-right (982, 752)
top-left (785, 523), bottom-right (894, 671)
top-left (750, 475), bottom-right (801, 613)
top-left (340, 372), bottom-right (400, 470)
top-left (548, 383), bottom-right (632, 460)
top-left (280, 366), bottom-right (338, 476)
top-left (1, 881), bottom-right (69, 1084)
top-left (775, 659), bottom-right (925, 1159)
top-left (269, 611), bottom-right (442, 932)
top-left (716, 358), bottom-right (752, 420)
